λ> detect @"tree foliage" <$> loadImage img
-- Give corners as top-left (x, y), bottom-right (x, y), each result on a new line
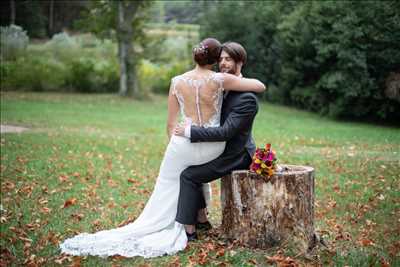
top-left (0, 0), bottom-right (88, 38)
top-left (201, 1), bottom-right (400, 121)
top-left (76, 0), bottom-right (152, 98)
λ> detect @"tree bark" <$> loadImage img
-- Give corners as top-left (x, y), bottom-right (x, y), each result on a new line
top-left (10, 0), bottom-right (16, 25)
top-left (221, 165), bottom-right (316, 253)
top-left (48, 0), bottom-right (54, 36)
top-left (117, 1), bottom-right (139, 97)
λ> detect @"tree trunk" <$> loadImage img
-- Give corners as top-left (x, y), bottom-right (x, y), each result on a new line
top-left (118, 40), bottom-right (128, 96)
top-left (221, 165), bottom-right (316, 253)
top-left (10, 0), bottom-right (15, 25)
top-left (48, 0), bottom-right (54, 36)
top-left (117, 1), bottom-right (139, 97)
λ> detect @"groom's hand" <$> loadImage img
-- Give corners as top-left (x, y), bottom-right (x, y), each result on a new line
top-left (174, 121), bottom-right (191, 137)
top-left (174, 124), bottom-right (185, 136)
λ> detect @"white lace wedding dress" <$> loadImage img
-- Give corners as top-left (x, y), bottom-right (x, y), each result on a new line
top-left (60, 72), bottom-right (226, 258)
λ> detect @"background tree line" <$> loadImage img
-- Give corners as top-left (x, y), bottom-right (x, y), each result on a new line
top-left (1, 0), bottom-right (199, 98)
top-left (0, 0), bottom-right (87, 38)
top-left (0, 0), bottom-right (203, 38)
top-left (200, 1), bottom-right (400, 121)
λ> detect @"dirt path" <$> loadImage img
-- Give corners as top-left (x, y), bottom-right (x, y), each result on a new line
top-left (0, 124), bottom-right (29, 133)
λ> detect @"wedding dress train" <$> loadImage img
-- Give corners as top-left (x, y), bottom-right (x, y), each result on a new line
top-left (60, 73), bottom-right (225, 258)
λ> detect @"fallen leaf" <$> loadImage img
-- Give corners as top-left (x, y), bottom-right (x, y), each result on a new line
top-left (216, 248), bottom-right (225, 257)
top-left (380, 257), bottom-right (390, 267)
top-left (108, 179), bottom-right (118, 187)
top-left (41, 207), bottom-right (51, 214)
top-left (359, 238), bottom-right (375, 247)
top-left (266, 254), bottom-right (299, 267)
top-left (248, 259), bottom-right (258, 265)
top-left (54, 254), bottom-right (71, 265)
top-left (70, 256), bottom-right (81, 267)
top-left (167, 256), bottom-right (181, 267)
top-left (59, 175), bottom-right (69, 182)
top-left (38, 197), bottom-right (48, 205)
top-left (3, 181), bottom-right (15, 190)
top-left (92, 219), bottom-right (101, 227)
top-left (63, 198), bottom-right (77, 208)
top-left (71, 213), bottom-right (84, 221)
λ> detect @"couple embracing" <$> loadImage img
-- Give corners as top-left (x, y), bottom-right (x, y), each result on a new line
top-left (60, 38), bottom-right (266, 258)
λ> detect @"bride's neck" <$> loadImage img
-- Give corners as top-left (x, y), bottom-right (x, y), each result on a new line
top-left (194, 64), bottom-right (213, 72)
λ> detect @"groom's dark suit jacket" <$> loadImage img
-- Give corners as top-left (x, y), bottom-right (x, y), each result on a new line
top-left (176, 91), bottom-right (259, 225)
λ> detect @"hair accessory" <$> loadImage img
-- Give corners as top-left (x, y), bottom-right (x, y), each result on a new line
top-left (193, 43), bottom-right (209, 56)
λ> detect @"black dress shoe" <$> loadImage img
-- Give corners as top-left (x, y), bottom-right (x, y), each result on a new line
top-left (186, 231), bottom-right (198, 241)
top-left (196, 221), bottom-right (212, 231)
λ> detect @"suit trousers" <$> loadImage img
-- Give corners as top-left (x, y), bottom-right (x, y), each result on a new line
top-left (176, 150), bottom-right (252, 225)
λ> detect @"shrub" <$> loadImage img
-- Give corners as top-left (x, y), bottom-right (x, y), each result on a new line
top-left (138, 59), bottom-right (191, 95)
top-left (0, 25), bottom-right (29, 61)
top-left (1, 56), bottom-right (67, 91)
top-left (92, 59), bottom-right (119, 93)
top-left (66, 58), bottom-right (96, 93)
top-left (65, 57), bottom-right (119, 93)
top-left (46, 31), bottom-right (79, 63)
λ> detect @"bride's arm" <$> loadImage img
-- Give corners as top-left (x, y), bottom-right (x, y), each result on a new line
top-left (167, 82), bottom-right (180, 140)
top-left (222, 73), bottom-right (266, 93)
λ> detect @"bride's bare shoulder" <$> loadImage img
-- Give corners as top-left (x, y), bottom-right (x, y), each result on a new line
top-left (182, 70), bottom-right (195, 76)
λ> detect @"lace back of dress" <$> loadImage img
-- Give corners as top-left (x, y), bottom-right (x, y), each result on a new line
top-left (172, 73), bottom-right (224, 128)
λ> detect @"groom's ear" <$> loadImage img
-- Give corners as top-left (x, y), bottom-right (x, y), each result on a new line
top-left (236, 62), bottom-right (243, 72)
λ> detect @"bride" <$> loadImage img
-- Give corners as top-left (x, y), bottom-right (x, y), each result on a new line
top-left (60, 38), bottom-right (265, 258)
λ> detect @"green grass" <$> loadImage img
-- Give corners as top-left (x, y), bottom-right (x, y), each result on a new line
top-left (1, 91), bottom-right (399, 266)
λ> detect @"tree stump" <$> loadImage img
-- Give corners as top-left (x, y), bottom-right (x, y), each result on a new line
top-left (221, 165), bottom-right (316, 252)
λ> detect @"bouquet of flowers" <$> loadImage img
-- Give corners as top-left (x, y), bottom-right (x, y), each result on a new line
top-left (250, 143), bottom-right (277, 177)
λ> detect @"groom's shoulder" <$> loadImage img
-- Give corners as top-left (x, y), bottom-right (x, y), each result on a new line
top-left (232, 91), bottom-right (259, 103)
top-left (228, 92), bottom-right (259, 113)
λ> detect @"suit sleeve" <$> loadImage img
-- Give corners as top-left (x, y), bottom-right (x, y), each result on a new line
top-left (190, 94), bottom-right (258, 142)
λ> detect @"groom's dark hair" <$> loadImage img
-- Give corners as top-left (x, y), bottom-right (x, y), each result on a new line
top-left (221, 42), bottom-right (247, 66)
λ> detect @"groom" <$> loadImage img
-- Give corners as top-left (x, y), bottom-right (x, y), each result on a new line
top-left (174, 42), bottom-right (262, 240)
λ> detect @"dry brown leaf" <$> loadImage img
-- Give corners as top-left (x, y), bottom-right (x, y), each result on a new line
top-left (59, 175), bottom-right (69, 182)
top-left (2, 181), bottom-right (15, 190)
top-left (41, 207), bottom-right (51, 214)
top-left (63, 198), bottom-right (77, 208)
top-left (38, 197), bottom-right (48, 205)
top-left (19, 236), bottom-right (33, 243)
top-left (108, 179), bottom-right (118, 187)
top-left (359, 238), bottom-right (375, 247)
top-left (216, 248), bottom-right (225, 257)
top-left (127, 178), bottom-right (141, 186)
top-left (54, 254), bottom-right (71, 265)
top-left (380, 257), bottom-right (390, 267)
top-left (198, 249), bottom-right (209, 265)
top-left (92, 219), bottom-right (101, 227)
top-left (70, 256), bottom-right (81, 267)
top-left (266, 255), bottom-right (299, 267)
top-left (71, 213), bottom-right (84, 221)
top-left (248, 259), bottom-right (258, 265)
top-left (167, 256), bottom-right (181, 267)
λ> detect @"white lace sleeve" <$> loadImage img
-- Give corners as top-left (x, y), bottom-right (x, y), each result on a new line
top-left (170, 77), bottom-right (178, 96)
top-left (212, 73), bottom-right (225, 91)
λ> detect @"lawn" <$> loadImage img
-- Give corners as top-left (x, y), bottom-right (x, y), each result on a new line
top-left (1, 91), bottom-right (399, 266)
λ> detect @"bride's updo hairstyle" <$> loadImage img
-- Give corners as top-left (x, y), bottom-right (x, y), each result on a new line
top-left (193, 38), bottom-right (222, 66)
